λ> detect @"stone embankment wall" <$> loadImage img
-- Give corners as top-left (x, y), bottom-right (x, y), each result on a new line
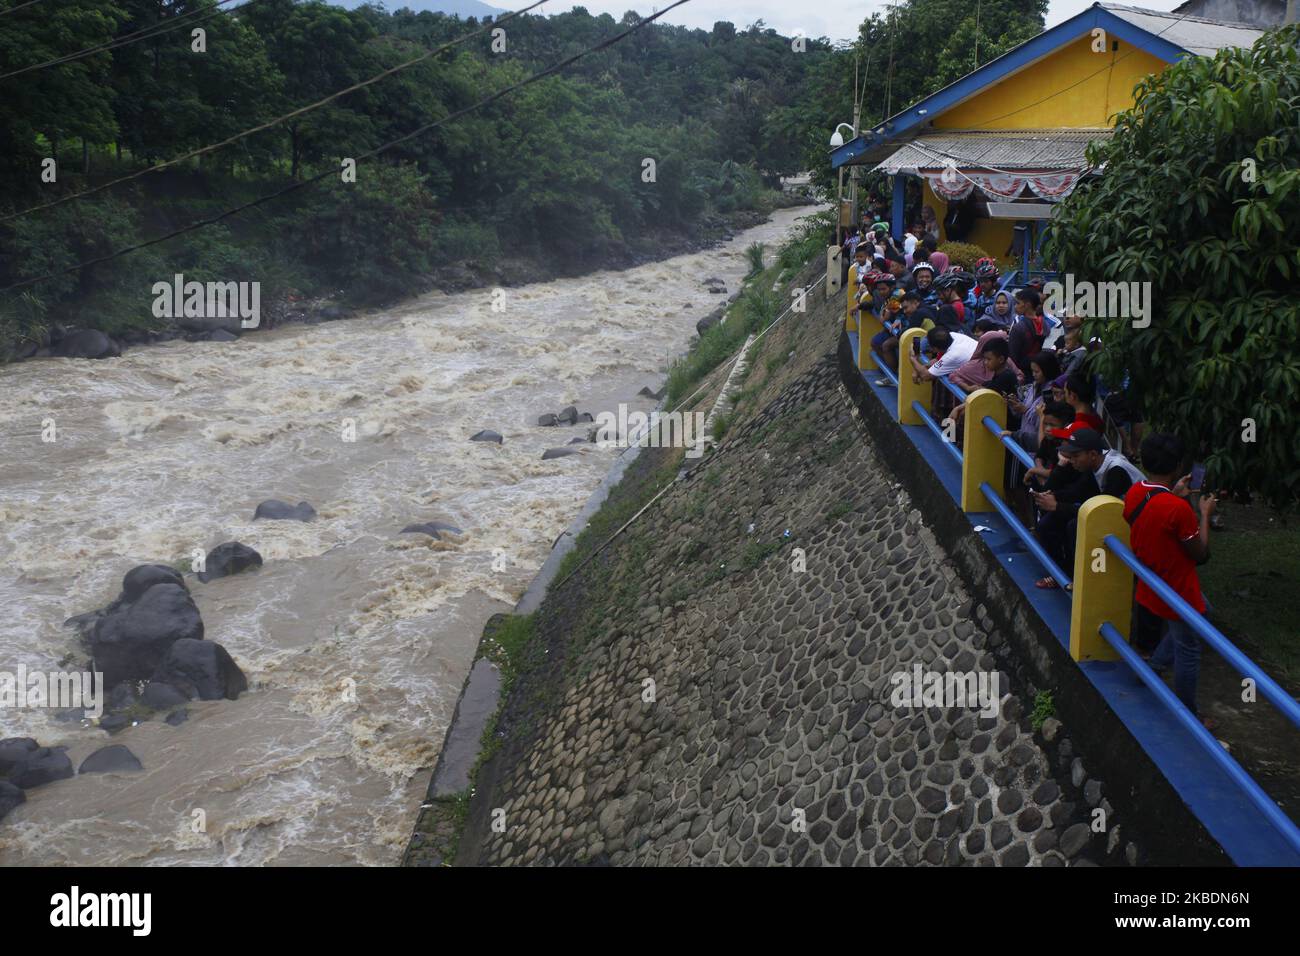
top-left (452, 266), bottom-right (1167, 867)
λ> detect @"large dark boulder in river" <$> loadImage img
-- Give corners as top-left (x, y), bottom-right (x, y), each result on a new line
top-left (253, 499), bottom-right (316, 522)
top-left (140, 681), bottom-right (189, 711)
top-left (79, 745), bottom-right (144, 775)
top-left (0, 738), bottom-right (38, 776)
top-left (90, 582), bottom-right (204, 687)
top-left (6, 746), bottom-right (74, 789)
top-left (122, 564), bottom-right (187, 602)
top-left (469, 430), bottom-right (504, 444)
top-left (0, 781), bottom-right (24, 822)
top-left (401, 521), bottom-right (464, 539)
top-left (696, 305), bottom-right (725, 336)
top-left (207, 329), bottom-right (240, 342)
top-left (197, 542), bottom-right (263, 583)
top-left (57, 329), bottom-right (120, 360)
top-left (542, 446), bottom-right (581, 460)
top-left (153, 639), bottom-right (247, 701)
top-left (556, 406), bottom-right (579, 425)
top-left (537, 413), bottom-right (559, 427)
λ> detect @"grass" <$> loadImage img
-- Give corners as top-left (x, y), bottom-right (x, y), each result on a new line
top-left (826, 499), bottom-right (854, 522)
top-left (744, 242), bottom-right (767, 278)
top-left (1031, 690), bottom-right (1056, 730)
top-left (664, 272), bottom-right (782, 407)
top-left (1198, 501), bottom-right (1300, 685)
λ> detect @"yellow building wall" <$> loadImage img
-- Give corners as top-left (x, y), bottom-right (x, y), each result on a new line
top-left (921, 181), bottom-right (1018, 265)
top-left (934, 34), bottom-right (1170, 130)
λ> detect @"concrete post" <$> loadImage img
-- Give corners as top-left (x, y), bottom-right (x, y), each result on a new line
top-left (960, 388), bottom-right (1005, 513)
top-left (1070, 496), bottom-right (1132, 662)
top-left (826, 246), bottom-right (841, 300)
top-left (897, 328), bottom-right (928, 425)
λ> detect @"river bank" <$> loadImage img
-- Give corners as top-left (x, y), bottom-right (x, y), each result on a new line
top-left (411, 252), bottom-right (1164, 868)
top-left (3, 199), bottom-right (813, 366)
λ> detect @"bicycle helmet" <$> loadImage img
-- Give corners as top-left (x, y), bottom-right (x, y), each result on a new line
top-left (932, 270), bottom-right (974, 292)
top-left (911, 261), bottom-right (934, 277)
top-left (974, 257), bottom-right (1000, 281)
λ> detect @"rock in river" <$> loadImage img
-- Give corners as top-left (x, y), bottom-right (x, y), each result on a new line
top-left (152, 639), bottom-right (247, 701)
top-left (6, 746), bottom-right (74, 789)
top-left (90, 583), bottom-right (204, 688)
top-left (469, 430), bottom-right (504, 444)
top-left (0, 781), bottom-right (24, 822)
top-left (542, 446), bottom-right (581, 460)
top-left (253, 499), bottom-right (316, 522)
top-left (197, 541), bottom-right (263, 583)
top-left (79, 745), bottom-right (144, 775)
top-left (401, 521), bottom-right (464, 539)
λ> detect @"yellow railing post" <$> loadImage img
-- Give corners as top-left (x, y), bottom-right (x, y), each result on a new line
top-left (896, 328), bottom-right (927, 425)
top-left (857, 310), bottom-right (878, 371)
top-left (1070, 496), bottom-right (1132, 662)
top-left (825, 246), bottom-right (841, 300)
top-left (845, 271), bottom-right (858, 333)
top-left (960, 388), bottom-right (1005, 513)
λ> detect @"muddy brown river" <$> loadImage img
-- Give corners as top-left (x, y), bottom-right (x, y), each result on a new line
top-left (0, 207), bottom-right (818, 865)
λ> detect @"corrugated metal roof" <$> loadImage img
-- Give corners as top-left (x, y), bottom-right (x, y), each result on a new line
top-left (1100, 3), bottom-right (1267, 55)
top-left (872, 129), bottom-right (1113, 174)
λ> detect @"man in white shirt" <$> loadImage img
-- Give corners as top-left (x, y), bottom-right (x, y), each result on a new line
top-left (907, 327), bottom-right (979, 384)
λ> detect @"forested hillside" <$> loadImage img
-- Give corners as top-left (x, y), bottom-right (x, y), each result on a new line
top-left (0, 1), bottom-right (833, 355)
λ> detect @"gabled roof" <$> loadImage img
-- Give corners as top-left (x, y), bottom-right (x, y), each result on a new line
top-left (871, 129), bottom-right (1112, 174)
top-left (1104, 3), bottom-right (1269, 54)
top-left (831, 2), bottom-right (1266, 169)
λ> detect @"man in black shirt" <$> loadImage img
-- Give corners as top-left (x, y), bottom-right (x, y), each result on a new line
top-left (1031, 428), bottom-right (1143, 589)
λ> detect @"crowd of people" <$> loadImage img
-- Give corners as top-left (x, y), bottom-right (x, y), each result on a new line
top-left (842, 211), bottom-right (1219, 729)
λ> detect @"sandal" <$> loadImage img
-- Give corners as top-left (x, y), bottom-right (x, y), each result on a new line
top-left (1035, 576), bottom-right (1060, 589)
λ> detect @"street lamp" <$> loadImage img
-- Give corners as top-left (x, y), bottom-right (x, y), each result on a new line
top-left (828, 122), bottom-right (855, 148)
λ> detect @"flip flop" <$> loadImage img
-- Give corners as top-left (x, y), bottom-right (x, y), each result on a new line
top-left (1035, 576), bottom-right (1060, 589)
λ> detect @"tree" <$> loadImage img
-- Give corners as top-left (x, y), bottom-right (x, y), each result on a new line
top-left (1046, 25), bottom-right (1300, 510)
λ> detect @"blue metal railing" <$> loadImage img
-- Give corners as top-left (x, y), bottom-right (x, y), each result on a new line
top-left (938, 375), bottom-right (967, 403)
top-left (980, 480), bottom-right (1072, 588)
top-left (912, 401), bottom-right (962, 465)
top-left (1098, 621), bottom-right (1300, 857)
top-left (1102, 534), bottom-right (1300, 733)
top-left (982, 415), bottom-right (1036, 469)
top-left (872, 352), bottom-right (900, 387)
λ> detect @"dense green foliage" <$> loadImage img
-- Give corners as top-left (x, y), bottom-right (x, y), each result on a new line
top-left (1046, 25), bottom-right (1300, 510)
top-left (0, 1), bottom-right (833, 353)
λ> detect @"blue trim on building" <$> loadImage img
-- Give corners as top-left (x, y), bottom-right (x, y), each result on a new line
top-left (829, 4), bottom-right (1189, 171)
top-left (846, 328), bottom-right (1300, 867)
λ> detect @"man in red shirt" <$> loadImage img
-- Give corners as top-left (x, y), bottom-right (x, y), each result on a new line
top-left (1123, 432), bottom-right (1217, 725)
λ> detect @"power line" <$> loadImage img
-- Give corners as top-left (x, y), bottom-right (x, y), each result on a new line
top-left (1, 0), bottom-right (549, 224)
top-left (0, 0), bottom-right (51, 18)
top-left (0, 0), bottom-right (261, 82)
top-left (0, 0), bottom-right (693, 295)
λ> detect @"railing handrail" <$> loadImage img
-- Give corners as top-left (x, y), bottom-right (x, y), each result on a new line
top-left (912, 400), bottom-right (962, 465)
top-left (1102, 532), bottom-right (1300, 733)
top-left (873, 351), bottom-right (900, 387)
top-left (938, 374), bottom-right (967, 403)
top-left (1099, 621), bottom-right (1300, 857)
top-left (981, 415), bottom-right (1036, 470)
top-left (979, 480), bottom-right (1072, 587)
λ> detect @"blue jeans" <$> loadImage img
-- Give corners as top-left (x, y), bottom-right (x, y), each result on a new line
top-left (1148, 616), bottom-right (1202, 715)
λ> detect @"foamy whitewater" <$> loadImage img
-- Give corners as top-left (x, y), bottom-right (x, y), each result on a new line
top-left (0, 207), bottom-right (817, 865)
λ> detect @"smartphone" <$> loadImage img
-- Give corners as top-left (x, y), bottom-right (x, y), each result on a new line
top-left (1189, 462), bottom-right (1206, 492)
top-left (912, 338), bottom-right (922, 356)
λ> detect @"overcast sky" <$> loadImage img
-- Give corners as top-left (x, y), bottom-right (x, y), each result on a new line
top-left (561, 0), bottom-right (1186, 43)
